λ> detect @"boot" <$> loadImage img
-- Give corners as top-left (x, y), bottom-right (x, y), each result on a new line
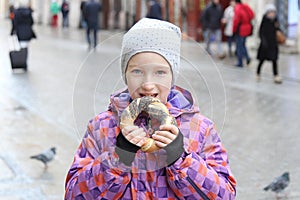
top-left (274, 75), bottom-right (282, 84)
top-left (256, 74), bottom-right (261, 82)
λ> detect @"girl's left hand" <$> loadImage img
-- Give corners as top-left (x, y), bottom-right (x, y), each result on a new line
top-left (151, 124), bottom-right (179, 148)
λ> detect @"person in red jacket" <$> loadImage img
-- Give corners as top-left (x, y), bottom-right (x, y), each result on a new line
top-left (232, 0), bottom-right (254, 67)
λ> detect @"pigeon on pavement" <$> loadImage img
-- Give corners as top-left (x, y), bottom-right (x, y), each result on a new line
top-left (263, 172), bottom-right (290, 194)
top-left (30, 147), bottom-right (56, 168)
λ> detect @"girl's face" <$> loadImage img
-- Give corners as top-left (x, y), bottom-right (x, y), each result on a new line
top-left (125, 52), bottom-right (173, 104)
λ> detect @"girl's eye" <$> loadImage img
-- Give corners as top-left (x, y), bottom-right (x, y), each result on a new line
top-left (131, 69), bottom-right (142, 74)
top-left (155, 70), bottom-right (167, 75)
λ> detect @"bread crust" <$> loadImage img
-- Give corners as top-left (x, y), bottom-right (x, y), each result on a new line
top-left (120, 96), bottom-right (175, 152)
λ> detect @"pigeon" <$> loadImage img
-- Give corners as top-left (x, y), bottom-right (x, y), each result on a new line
top-left (30, 147), bottom-right (56, 168)
top-left (263, 172), bottom-right (290, 194)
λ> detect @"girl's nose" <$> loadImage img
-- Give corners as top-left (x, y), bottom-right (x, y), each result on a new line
top-left (141, 81), bottom-right (155, 91)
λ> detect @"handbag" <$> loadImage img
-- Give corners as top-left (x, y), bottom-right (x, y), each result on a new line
top-left (276, 30), bottom-right (286, 44)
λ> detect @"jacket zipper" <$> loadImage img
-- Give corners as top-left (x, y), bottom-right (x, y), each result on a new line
top-left (186, 176), bottom-right (210, 200)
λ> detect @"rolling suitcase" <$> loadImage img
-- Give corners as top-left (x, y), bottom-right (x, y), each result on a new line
top-left (8, 35), bottom-right (27, 70)
top-left (9, 48), bottom-right (28, 70)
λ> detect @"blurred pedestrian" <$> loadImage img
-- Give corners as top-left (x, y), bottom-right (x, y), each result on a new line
top-left (83, 0), bottom-right (101, 50)
top-left (232, 0), bottom-right (254, 67)
top-left (61, 0), bottom-right (70, 28)
top-left (222, 0), bottom-right (236, 57)
top-left (201, 0), bottom-right (225, 59)
top-left (11, 0), bottom-right (36, 70)
top-left (146, 0), bottom-right (163, 20)
top-left (256, 4), bottom-right (282, 84)
top-left (64, 18), bottom-right (236, 199)
top-left (79, 1), bottom-right (87, 29)
top-left (9, 3), bottom-right (15, 35)
top-left (113, 0), bottom-right (122, 29)
top-left (50, 0), bottom-right (60, 27)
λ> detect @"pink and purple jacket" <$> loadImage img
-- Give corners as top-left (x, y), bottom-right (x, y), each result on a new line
top-left (65, 86), bottom-right (236, 199)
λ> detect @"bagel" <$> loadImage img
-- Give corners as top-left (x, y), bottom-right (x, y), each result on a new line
top-left (120, 96), bottom-right (176, 153)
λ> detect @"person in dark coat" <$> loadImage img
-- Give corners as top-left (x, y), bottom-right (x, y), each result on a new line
top-left (12, 0), bottom-right (36, 70)
top-left (256, 4), bottom-right (282, 84)
top-left (84, 0), bottom-right (101, 50)
top-left (61, 0), bottom-right (70, 28)
top-left (79, 1), bottom-right (87, 29)
top-left (9, 4), bottom-right (15, 35)
top-left (201, 0), bottom-right (225, 59)
top-left (146, 0), bottom-right (162, 20)
top-left (113, 0), bottom-right (122, 29)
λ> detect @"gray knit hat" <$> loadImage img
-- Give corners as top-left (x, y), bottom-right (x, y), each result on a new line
top-left (120, 18), bottom-right (181, 84)
top-left (265, 4), bottom-right (276, 14)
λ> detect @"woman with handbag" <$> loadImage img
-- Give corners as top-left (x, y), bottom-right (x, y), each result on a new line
top-left (256, 4), bottom-right (282, 84)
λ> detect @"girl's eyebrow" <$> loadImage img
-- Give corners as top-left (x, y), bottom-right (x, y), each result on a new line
top-left (128, 63), bottom-right (170, 68)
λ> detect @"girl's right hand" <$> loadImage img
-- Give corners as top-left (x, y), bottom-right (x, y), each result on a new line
top-left (122, 126), bottom-right (146, 147)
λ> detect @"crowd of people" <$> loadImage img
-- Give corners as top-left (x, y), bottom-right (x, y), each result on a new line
top-left (8, 0), bottom-right (284, 76)
top-left (201, 0), bottom-right (283, 84)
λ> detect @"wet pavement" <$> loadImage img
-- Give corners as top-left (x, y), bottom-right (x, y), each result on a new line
top-left (1, 18), bottom-right (300, 200)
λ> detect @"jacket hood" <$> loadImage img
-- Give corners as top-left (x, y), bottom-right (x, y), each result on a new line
top-left (108, 85), bottom-right (199, 121)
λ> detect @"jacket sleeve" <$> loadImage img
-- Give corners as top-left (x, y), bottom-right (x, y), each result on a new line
top-left (64, 116), bottom-right (132, 200)
top-left (165, 123), bottom-right (236, 200)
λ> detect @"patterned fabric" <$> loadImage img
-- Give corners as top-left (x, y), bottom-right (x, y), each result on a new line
top-left (65, 86), bottom-right (236, 200)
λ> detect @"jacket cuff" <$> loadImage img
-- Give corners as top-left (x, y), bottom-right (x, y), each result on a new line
top-left (164, 130), bottom-right (184, 165)
top-left (115, 132), bottom-right (140, 166)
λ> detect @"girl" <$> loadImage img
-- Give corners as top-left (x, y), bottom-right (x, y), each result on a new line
top-left (65, 18), bottom-right (236, 200)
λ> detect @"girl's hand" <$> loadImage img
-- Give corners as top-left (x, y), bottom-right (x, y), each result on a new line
top-left (122, 126), bottom-right (147, 147)
top-left (152, 124), bottom-right (179, 148)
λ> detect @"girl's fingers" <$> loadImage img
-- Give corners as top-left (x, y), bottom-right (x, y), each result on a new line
top-left (130, 136), bottom-right (145, 146)
top-left (152, 125), bottom-right (179, 146)
top-left (136, 138), bottom-right (146, 147)
top-left (154, 140), bottom-right (167, 148)
top-left (122, 126), bottom-right (146, 144)
top-left (159, 124), bottom-right (179, 135)
top-left (152, 131), bottom-right (173, 145)
top-left (122, 125), bottom-right (179, 147)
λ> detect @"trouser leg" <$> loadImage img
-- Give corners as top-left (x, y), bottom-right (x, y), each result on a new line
top-left (257, 60), bottom-right (264, 75)
top-left (215, 29), bottom-right (223, 55)
top-left (227, 36), bottom-right (233, 55)
top-left (205, 29), bottom-right (212, 54)
top-left (93, 28), bottom-right (97, 48)
top-left (236, 36), bottom-right (243, 66)
top-left (272, 60), bottom-right (278, 76)
top-left (86, 28), bottom-right (91, 47)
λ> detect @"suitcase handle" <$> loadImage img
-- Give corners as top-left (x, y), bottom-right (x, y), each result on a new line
top-left (9, 35), bottom-right (21, 51)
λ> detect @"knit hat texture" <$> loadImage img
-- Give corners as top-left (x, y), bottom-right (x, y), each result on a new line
top-left (265, 4), bottom-right (276, 14)
top-left (120, 18), bottom-right (181, 84)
